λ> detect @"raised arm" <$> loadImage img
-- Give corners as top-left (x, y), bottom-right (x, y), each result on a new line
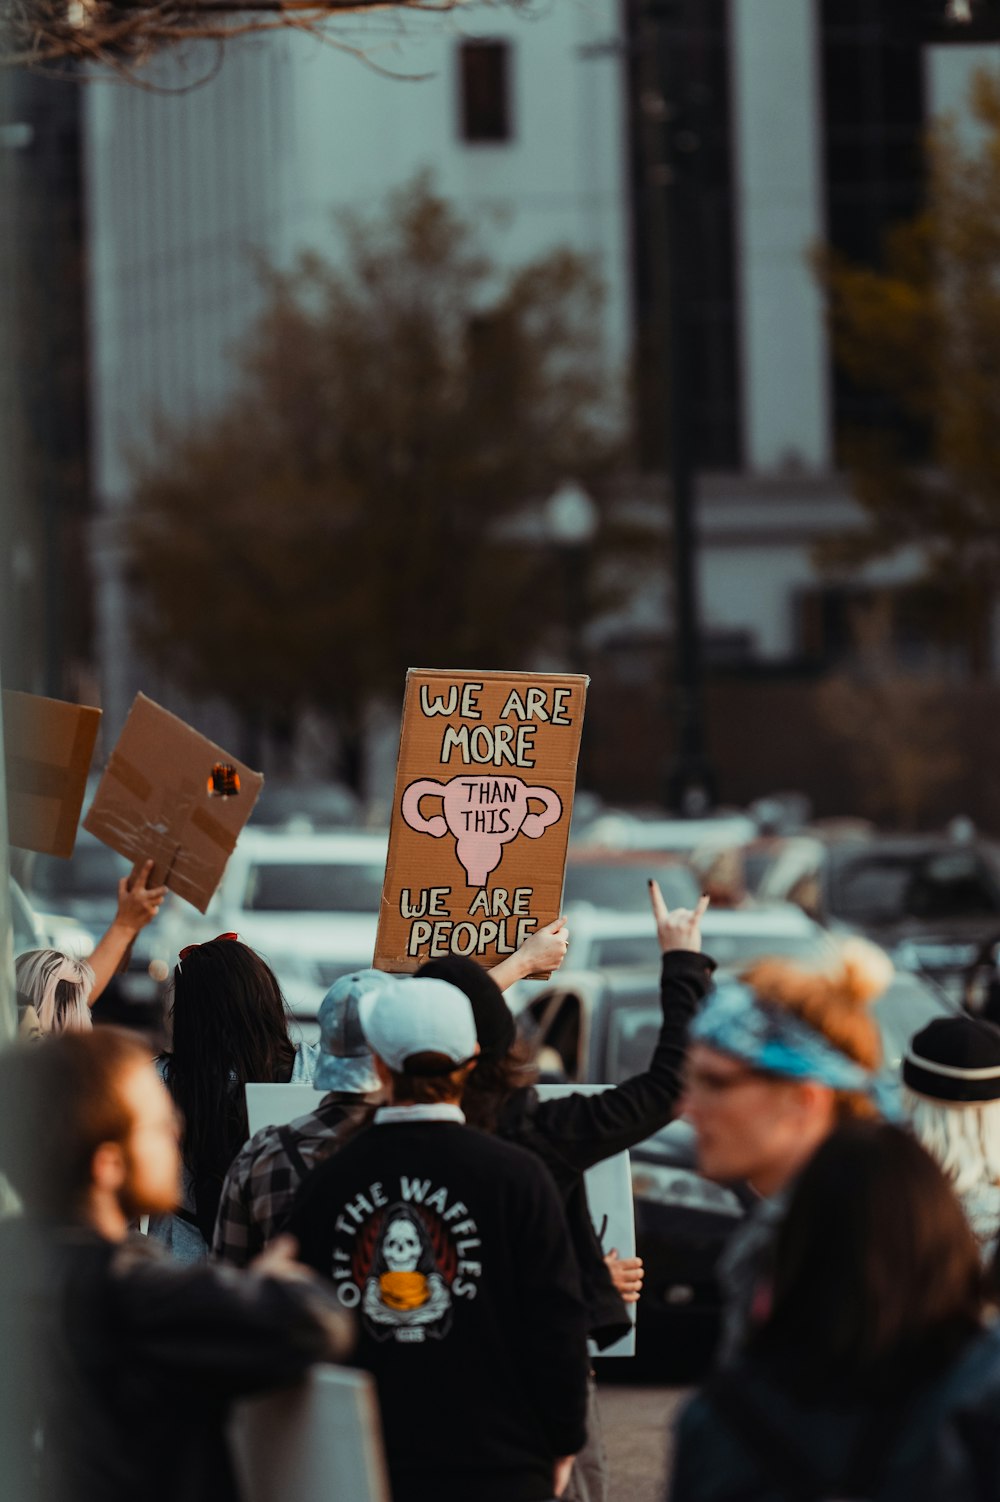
top-left (87, 861), bottom-right (168, 1003)
top-left (527, 887), bottom-right (714, 1172)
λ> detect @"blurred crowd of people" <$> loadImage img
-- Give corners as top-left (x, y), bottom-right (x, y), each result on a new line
top-left (6, 867), bottom-right (1000, 1502)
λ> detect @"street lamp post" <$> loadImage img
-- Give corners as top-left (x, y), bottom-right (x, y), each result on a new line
top-left (544, 480), bottom-right (599, 676)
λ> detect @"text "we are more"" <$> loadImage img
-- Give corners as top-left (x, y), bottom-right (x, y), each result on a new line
top-left (420, 682), bottom-right (574, 769)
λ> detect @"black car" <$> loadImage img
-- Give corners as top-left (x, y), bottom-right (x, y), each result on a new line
top-left (519, 963), bottom-right (953, 1376)
top-left (759, 833), bottom-right (1000, 1002)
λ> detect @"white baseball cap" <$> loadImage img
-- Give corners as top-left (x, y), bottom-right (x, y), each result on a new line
top-left (359, 976), bottom-right (478, 1073)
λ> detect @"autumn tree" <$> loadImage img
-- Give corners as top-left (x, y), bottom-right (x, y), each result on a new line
top-left (817, 70), bottom-right (1000, 672)
top-left (127, 177), bottom-right (628, 786)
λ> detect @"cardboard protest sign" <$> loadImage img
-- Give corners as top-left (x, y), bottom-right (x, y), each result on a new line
top-left (538, 1084), bottom-right (637, 1358)
top-left (374, 669), bottom-right (588, 975)
top-left (84, 693), bottom-right (263, 913)
top-left (3, 691), bottom-right (102, 858)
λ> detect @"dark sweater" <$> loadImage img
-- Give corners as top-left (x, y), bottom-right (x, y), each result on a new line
top-left (0, 1219), bottom-right (344, 1502)
top-left (284, 1116), bottom-right (590, 1502)
top-left (496, 948), bottom-right (714, 1348)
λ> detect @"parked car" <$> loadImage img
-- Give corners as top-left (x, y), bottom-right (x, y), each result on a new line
top-left (195, 829), bottom-right (389, 1034)
top-left (248, 780), bottom-right (360, 831)
top-left (578, 811), bottom-right (758, 855)
top-left (518, 963), bottom-right (953, 1375)
top-left (759, 832), bottom-right (1000, 1001)
top-left (564, 901), bottom-right (834, 975)
top-left (564, 847), bottom-right (701, 914)
top-left (505, 899), bottom-right (834, 1018)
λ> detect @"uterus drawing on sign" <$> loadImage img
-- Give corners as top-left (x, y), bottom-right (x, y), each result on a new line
top-left (401, 774), bottom-right (563, 887)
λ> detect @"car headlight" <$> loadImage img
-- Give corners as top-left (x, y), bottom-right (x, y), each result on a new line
top-left (631, 1162), bottom-right (743, 1218)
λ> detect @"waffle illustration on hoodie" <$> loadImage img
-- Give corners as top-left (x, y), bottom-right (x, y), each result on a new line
top-left (332, 1178), bottom-right (483, 1343)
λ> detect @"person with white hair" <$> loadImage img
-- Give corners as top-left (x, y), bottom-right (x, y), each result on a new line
top-left (902, 1016), bottom-right (1000, 1261)
top-left (14, 858), bottom-right (167, 1034)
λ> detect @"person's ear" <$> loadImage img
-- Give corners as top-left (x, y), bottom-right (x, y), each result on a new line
top-left (91, 1141), bottom-right (127, 1195)
top-left (796, 1079), bottom-right (836, 1126)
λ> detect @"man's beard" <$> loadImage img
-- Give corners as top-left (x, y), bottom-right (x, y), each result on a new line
top-left (117, 1146), bottom-right (178, 1221)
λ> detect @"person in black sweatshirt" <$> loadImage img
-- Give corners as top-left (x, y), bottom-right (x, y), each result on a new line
top-left (283, 973), bottom-right (590, 1502)
top-left (418, 882), bottom-right (714, 1502)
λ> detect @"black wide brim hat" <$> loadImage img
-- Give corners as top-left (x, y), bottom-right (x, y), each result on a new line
top-left (903, 1016), bottom-right (1000, 1104)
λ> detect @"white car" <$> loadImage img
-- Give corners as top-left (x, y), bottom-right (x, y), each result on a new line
top-left (565, 901), bottom-right (834, 974)
top-left (196, 829), bottom-right (389, 1026)
top-left (504, 900), bottom-right (834, 1014)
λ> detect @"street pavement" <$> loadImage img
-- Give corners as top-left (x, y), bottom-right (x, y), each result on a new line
top-left (597, 1381), bottom-right (690, 1501)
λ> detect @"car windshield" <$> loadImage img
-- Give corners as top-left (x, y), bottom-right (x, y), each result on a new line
top-left (564, 861), bottom-right (699, 912)
top-left (589, 927), bottom-right (829, 973)
top-left (242, 860), bottom-right (385, 914)
top-left (29, 843), bottom-right (130, 900)
top-left (604, 1000), bottom-right (664, 1084)
top-left (830, 850), bottom-right (1000, 925)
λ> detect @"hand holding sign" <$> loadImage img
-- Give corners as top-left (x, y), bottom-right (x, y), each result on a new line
top-left (117, 860), bottom-right (169, 931)
top-left (649, 882), bottom-right (710, 954)
top-left (512, 915), bottom-right (569, 976)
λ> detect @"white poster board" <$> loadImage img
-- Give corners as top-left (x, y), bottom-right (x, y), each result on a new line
top-left (230, 1364), bottom-right (390, 1502)
top-left (537, 1083), bottom-right (637, 1359)
top-left (246, 1083), bottom-right (316, 1139)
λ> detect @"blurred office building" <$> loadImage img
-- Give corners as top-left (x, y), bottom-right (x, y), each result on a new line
top-left (79, 1), bottom-right (998, 788)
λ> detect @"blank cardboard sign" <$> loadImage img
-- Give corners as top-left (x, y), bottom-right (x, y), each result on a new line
top-left (3, 691), bottom-right (102, 858)
top-left (375, 668), bottom-right (588, 975)
top-left (84, 693), bottom-right (263, 913)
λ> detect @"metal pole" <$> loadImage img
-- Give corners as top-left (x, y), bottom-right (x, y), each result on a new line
top-left (641, 1), bottom-right (716, 814)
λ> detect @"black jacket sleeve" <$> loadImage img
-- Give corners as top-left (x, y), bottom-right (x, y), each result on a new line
top-left (513, 1158), bottom-right (590, 1458)
top-left (528, 949), bottom-right (715, 1173)
top-left (111, 1238), bottom-right (352, 1400)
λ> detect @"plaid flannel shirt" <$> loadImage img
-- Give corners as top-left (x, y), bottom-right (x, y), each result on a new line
top-left (211, 1093), bottom-right (371, 1267)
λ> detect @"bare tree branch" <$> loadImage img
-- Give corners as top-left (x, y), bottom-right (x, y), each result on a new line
top-left (1, 0), bottom-right (488, 75)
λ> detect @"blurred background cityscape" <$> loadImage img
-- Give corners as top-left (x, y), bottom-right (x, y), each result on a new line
top-left (4, 0), bottom-right (1000, 831)
top-left (8, 10), bottom-right (1000, 1389)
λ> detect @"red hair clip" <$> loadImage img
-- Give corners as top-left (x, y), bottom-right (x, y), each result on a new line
top-left (178, 932), bottom-right (239, 962)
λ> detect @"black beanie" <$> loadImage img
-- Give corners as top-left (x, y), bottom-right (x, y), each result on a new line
top-left (903, 1016), bottom-right (1000, 1104)
top-left (416, 956), bottom-right (516, 1061)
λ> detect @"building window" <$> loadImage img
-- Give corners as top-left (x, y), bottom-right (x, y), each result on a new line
top-left (458, 41), bottom-right (512, 144)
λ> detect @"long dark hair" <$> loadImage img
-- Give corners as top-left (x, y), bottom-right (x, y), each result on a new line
top-left (164, 938), bottom-right (297, 1237)
top-left (753, 1122), bottom-right (985, 1397)
top-left (462, 1040), bottom-right (538, 1131)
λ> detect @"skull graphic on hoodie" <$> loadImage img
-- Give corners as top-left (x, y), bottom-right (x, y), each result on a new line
top-left (362, 1203), bottom-right (453, 1341)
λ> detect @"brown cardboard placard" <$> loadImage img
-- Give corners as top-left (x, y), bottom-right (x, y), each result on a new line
top-left (374, 669), bottom-right (588, 975)
top-left (3, 691), bottom-right (102, 858)
top-left (83, 693), bottom-right (263, 913)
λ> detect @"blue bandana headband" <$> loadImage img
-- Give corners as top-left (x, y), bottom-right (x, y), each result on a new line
top-left (691, 978), bottom-right (902, 1121)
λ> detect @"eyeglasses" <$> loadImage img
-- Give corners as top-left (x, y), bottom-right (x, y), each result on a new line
top-left (178, 933), bottom-right (239, 962)
top-left (682, 1062), bottom-right (774, 1097)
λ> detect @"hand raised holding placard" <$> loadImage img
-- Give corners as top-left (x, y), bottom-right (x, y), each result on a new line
top-left (490, 916), bottom-right (570, 990)
top-left (648, 883), bottom-right (710, 954)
